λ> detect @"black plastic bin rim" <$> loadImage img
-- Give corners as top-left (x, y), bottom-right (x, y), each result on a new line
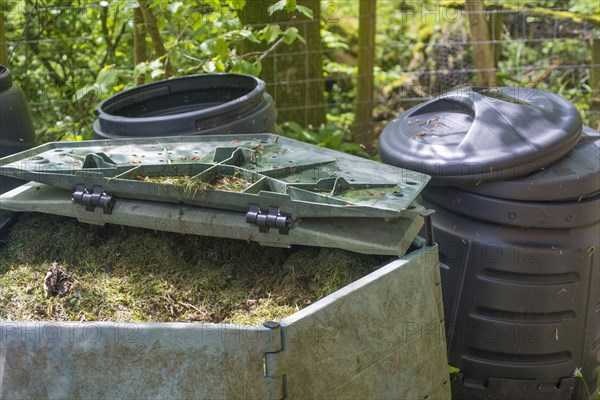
top-left (0, 65), bottom-right (12, 90)
top-left (91, 92), bottom-right (278, 139)
top-left (422, 186), bottom-right (600, 229)
top-left (94, 73), bottom-right (266, 124)
top-left (460, 125), bottom-right (600, 201)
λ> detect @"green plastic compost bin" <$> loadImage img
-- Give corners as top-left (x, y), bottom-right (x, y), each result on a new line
top-left (0, 134), bottom-right (450, 399)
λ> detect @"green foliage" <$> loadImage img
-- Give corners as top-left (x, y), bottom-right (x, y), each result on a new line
top-left (170, 23), bottom-right (305, 77)
top-left (130, 1), bottom-right (308, 80)
top-left (498, 33), bottom-right (592, 117)
top-left (4, 0), bottom-right (135, 141)
top-left (281, 119), bottom-right (370, 157)
top-left (448, 365), bottom-right (460, 374)
top-left (3, 0), bottom-right (308, 142)
top-left (2, 0), bottom-right (597, 152)
top-left (268, 0), bottom-right (314, 19)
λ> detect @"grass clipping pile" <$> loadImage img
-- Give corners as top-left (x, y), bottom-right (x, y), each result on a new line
top-left (0, 214), bottom-right (388, 325)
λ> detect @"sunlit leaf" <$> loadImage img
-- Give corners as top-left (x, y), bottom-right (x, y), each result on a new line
top-left (268, 0), bottom-right (286, 15)
top-left (96, 67), bottom-right (117, 88)
top-left (264, 25), bottom-right (281, 44)
top-left (254, 59), bottom-right (262, 75)
top-left (215, 38), bottom-right (229, 57)
top-left (285, 0), bottom-right (297, 13)
top-left (448, 365), bottom-right (461, 374)
top-left (203, 60), bottom-right (217, 73)
top-left (241, 29), bottom-right (261, 43)
top-left (283, 27), bottom-right (305, 45)
top-left (199, 40), bottom-right (214, 56)
top-left (169, 2), bottom-right (183, 13)
top-left (73, 85), bottom-right (99, 101)
top-left (215, 59), bottom-right (226, 72)
top-left (150, 68), bottom-right (165, 79)
top-left (228, 0), bottom-right (246, 10)
top-left (296, 5), bottom-right (314, 19)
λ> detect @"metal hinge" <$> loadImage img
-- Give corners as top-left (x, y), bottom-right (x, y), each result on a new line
top-left (263, 321), bottom-right (286, 400)
top-left (72, 184), bottom-right (114, 214)
top-left (246, 204), bottom-right (293, 235)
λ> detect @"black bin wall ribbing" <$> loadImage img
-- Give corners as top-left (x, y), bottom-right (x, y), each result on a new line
top-left (422, 188), bottom-right (599, 400)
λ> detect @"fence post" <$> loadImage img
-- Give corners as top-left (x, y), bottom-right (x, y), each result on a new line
top-left (352, 0), bottom-right (377, 153)
top-left (488, 5), bottom-right (503, 66)
top-left (0, 6), bottom-right (7, 65)
top-left (591, 37), bottom-right (600, 130)
top-left (133, 7), bottom-right (147, 86)
top-left (466, 0), bottom-right (497, 86)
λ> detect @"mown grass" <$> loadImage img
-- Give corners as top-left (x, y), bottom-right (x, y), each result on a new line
top-left (0, 213), bottom-right (388, 325)
top-left (140, 173), bottom-right (251, 195)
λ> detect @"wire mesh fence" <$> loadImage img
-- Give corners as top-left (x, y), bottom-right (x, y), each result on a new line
top-left (1, 0), bottom-right (598, 142)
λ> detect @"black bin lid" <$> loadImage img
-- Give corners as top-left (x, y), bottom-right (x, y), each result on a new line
top-left (379, 87), bottom-right (582, 185)
top-left (462, 125), bottom-right (600, 201)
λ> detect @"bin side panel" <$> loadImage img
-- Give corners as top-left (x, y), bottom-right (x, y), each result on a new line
top-left (276, 246), bottom-right (450, 399)
top-left (0, 322), bottom-right (281, 399)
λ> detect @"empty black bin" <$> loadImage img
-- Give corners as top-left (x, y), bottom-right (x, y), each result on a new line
top-left (380, 87), bottom-right (599, 400)
top-left (0, 65), bottom-right (36, 233)
top-left (0, 65), bottom-right (36, 193)
top-left (93, 73), bottom-right (278, 139)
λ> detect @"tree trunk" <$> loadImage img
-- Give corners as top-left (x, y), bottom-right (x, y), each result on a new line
top-left (138, 0), bottom-right (173, 78)
top-left (133, 7), bottom-right (148, 86)
top-left (101, 7), bottom-right (116, 62)
top-left (0, 7), bottom-right (8, 65)
top-left (590, 37), bottom-right (600, 131)
top-left (239, 0), bottom-right (326, 127)
top-left (352, 0), bottom-right (377, 152)
top-left (466, 0), bottom-right (497, 86)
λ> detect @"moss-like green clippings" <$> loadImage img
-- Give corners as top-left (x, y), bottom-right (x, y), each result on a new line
top-left (0, 213), bottom-right (389, 325)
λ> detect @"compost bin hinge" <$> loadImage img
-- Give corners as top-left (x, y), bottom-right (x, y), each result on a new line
top-left (246, 204), bottom-right (293, 235)
top-left (263, 321), bottom-right (286, 399)
top-left (72, 184), bottom-right (114, 214)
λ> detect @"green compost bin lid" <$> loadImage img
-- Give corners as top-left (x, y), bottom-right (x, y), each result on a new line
top-left (0, 134), bottom-right (430, 253)
top-left (0, 134), bottom-right (429, 218)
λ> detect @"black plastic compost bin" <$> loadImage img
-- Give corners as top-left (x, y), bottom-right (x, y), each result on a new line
top-left (0, 65), bottom-right (36, 233)
top-left (93, 73), bottom-right (279, 139)
top-left (380, 87), bottom-right (599, 400)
